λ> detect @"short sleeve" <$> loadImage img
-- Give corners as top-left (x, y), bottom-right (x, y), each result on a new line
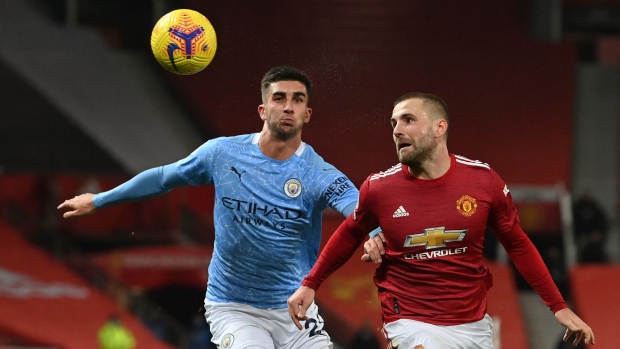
top-left (175, 140), bottom-right (216, 186)
top-left (322, 171), bottom-right (359, 216)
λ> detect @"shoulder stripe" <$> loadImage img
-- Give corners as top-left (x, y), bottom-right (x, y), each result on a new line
top-left (370, 164), bottom-right (402, 181)
top-left (455, 155), bottom-right (490, 169)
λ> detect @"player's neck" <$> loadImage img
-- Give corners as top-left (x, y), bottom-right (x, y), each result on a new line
top-left (258, 131), bottom-right (302, 160)
top-left (407, 147), bottom-right (451, 179)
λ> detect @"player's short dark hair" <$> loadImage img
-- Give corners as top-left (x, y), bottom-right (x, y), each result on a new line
top-left (261, 66), bottom-right (312, 102)
top-left (394, 92), bottom-right (449, 122)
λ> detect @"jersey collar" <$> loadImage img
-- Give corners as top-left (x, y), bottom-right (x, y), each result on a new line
top-left (252, 132), bottom-right (306, 157)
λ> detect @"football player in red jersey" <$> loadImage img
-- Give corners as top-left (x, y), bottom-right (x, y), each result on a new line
top-left (287, 92), bottom-right (594, 348)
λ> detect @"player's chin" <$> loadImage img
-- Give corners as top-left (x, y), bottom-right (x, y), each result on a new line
top-left (279, 121), bottom-right (299, 128)
top-left (397, 152), bottom-right (408, 163)
top-left (276, 125), bottom-right (300, 136)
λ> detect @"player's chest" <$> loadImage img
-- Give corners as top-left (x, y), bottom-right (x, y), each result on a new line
top-left (215, 156), bottom-right (306, 188)
top-left (375, 188), bottom-right (491, 249)
top-left (212, 156), bottom-right (321, 214)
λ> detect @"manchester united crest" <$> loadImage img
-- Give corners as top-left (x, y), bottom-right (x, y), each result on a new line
top-left (456, 195), bottom-right (477, 217)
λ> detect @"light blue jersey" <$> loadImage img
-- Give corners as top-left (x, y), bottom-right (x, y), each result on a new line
top-left (175, 133), bottom-right (359, 309)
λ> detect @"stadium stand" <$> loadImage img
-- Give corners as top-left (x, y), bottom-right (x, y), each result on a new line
top-left (0, 222), bottom-right (176, 349)
top-left (570, 265), bottom-right (620, 349)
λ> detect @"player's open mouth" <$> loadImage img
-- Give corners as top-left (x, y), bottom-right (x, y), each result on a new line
top-left (398, 143), bottom-right (412, 150)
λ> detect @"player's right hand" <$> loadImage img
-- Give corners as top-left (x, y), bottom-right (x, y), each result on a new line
top-left (57, 193), bottom-right (97, 218)
top-left (361, 232), bottom-right (385, 263)
top-left (555, 308), bottom-right (595, 346)
top-left (287, 286), bottom-right (316, 330)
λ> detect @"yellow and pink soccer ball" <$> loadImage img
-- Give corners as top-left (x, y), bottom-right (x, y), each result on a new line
top-left (150, 9), bottom-right (217, 75)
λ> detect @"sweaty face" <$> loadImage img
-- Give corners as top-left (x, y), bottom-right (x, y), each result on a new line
top-left (391, 98), bottom-right (437, 166)
top-left (260, 81), bottom-right (311, 139)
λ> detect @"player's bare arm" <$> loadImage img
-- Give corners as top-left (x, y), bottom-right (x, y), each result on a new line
top-left (555, 308), bottom-right (595, 346)
top-left (287, 286), bottom-right (316, 330)
top-left (57, 193), bottom-right (96, 218)
top-left (361, 232), bottom-right (386, 263)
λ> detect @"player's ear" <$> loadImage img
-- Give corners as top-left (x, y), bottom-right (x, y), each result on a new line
top-left (258, 104), bottom-right (267, 121)
top-left (304, 108), bottom-right (312, 123)
top-left (435, 119), bottom-right (448, 137)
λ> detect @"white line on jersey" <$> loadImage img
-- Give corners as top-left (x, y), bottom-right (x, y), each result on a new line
top-left (370, 164), bottom-right (401, 181)
top-left (455, 155), bottom-right (490, 169)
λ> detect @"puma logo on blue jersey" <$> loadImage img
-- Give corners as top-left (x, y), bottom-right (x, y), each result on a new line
top-left (230, 167), bottom-right (246, 180)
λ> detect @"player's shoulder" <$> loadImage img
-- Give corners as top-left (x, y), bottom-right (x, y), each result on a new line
top-left (196, 133), bottom-right (255, 154)
top-left (454, 154), bottom-right (492, 171)
top-left (208, 133), bottom-right (255, 146)
top-left (369, 163), bottom-right (403, 182)
top-left (296, 142), bottom-right (339, 172)
top-left (453, 154), bottom-right (505, 185)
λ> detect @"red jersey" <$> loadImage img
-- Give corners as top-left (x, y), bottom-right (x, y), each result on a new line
top-left (304, 154), bottom-right (566, 325)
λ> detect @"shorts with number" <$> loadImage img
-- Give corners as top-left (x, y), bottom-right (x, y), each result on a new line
top-left (204, 299), bottom-right (333, 349)
top-left (382, 314), bottom-right (494, 349)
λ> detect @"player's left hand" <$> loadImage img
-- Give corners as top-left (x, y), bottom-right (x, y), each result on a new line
top-left (361, 232), bottom-right (385, 263)
top-left (287, 286), bottom-right (316, 330)
top-left (555, 308), bottom-right (595, 346)
top-left (57, 193), bottom-right (97, 218)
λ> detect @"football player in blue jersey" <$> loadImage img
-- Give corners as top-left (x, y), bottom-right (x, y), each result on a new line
top-left (58, 66), bottom-right (371, 349)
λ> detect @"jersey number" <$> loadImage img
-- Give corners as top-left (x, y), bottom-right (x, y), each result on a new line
top-left (305, 315), bottom-right (326, 338)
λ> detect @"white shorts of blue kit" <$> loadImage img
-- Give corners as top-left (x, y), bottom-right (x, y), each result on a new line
top-left (204, 299), bottom-right (333, 349)
top-left (382, 314), bottom-right (494, 349)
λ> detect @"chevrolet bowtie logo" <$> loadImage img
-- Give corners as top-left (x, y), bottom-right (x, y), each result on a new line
top-left (403, 226), bottom-right (467, 249)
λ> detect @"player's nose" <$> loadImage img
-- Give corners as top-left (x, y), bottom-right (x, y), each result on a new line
top-left (393, 124), bottom-right (404, 137)
top-left (283, 99), bottom-right (295, 112)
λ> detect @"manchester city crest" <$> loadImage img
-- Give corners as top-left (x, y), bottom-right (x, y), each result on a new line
top-left (284, 178), bottom-right (302, 198)
top-left (221, 334), bottom-right (234, 348)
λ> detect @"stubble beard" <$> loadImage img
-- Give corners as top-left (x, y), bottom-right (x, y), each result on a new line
top-left (397, 132), bottom-right (435, 167)
top-left (266, 117), bottom-right (301, 141)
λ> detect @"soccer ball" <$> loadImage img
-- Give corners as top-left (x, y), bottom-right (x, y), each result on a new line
top-left (150, 9), bottom-right (217, 75)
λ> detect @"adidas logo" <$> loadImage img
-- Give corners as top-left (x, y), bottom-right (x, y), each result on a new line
top-left (393, 206), bottom-right (409, 218)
